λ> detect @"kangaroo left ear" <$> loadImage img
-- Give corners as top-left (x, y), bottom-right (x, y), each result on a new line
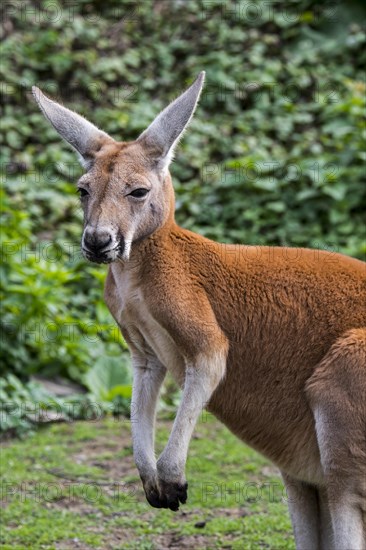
top-left (137, 71), bottom-right (205, 174)
top-left (32, 87), bottom-right (113, 168)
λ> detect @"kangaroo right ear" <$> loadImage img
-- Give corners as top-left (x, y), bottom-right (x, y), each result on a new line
top-left (137, 71), bottom-right (205, 174)
top-left (32, 87), bottom-right (113, 168)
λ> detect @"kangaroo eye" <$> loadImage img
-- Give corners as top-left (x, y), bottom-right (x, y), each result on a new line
top-left (129, 188), bottom-right (149, 198)
top-left (77, 187), bottom-right (89, 198)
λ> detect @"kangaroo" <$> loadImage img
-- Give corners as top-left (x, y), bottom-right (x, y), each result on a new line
top-left (33, 72), bottom-right (366, 550)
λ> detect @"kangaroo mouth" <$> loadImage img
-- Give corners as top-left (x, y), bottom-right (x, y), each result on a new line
top-left (82, 242), bottom-right (124, 264)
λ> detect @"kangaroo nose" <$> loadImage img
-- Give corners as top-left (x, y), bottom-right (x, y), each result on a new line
top-left (83, 228), bottom-right (112, 253)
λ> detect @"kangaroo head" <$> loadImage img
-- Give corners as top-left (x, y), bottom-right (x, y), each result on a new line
top-left (32, 72), bottom-right (205, 263)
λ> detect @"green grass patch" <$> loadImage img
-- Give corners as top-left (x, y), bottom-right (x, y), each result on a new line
top-left (1, 417), bottom-right (294, 549)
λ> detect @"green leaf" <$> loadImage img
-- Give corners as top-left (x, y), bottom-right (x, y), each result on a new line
top-left (84, 356), bottom-right (132, 402)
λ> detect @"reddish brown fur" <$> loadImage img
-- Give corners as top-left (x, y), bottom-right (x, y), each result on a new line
top-left (79, 139), bottom-right (366, 548)
top-left (100, 145), bottom-right (365, 487)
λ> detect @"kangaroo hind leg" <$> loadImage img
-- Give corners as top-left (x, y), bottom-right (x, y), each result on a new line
top-left (282, 472), bottom-right (321, 549)
top-left (307, 328), bottom-right (366, 550)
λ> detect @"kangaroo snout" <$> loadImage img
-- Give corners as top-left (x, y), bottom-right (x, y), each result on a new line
top-left (82, 226), bottom-right (123, 264)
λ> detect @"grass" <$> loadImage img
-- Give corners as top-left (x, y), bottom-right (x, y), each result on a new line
top-left (0, 414), bottom-right (294, 549)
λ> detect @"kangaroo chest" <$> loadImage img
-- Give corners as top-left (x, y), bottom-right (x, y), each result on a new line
top-left (110, 265), bottom-right (186, 383)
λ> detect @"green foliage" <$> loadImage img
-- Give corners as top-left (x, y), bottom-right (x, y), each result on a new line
top-left (1, 189), bottom-right (128, 381)
top-left (85, 356), bottom-right (132, 401)
top-left (0, 374), bottom-right (37, 436)
top-left (0, 373), bottom-right (108, 438)
top-left (1, 0), bottom-right (365, 434)
top-left (84, 355), bottom-right (132, 415)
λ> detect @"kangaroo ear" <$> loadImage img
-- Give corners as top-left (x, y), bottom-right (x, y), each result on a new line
top-left (137, 71), bottom-right (205, 173)
top-left (32, 86), bottom-right (112, 168)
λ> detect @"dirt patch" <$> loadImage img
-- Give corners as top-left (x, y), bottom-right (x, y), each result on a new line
top-left (41, 422), bottom-right (146, 508)
top-left (55, 538), bottom-right (95, 550)
top-left (47, 497), bottom-right (100, 516)
top-left (73, 445), bottom-right (138, 481)
top-left (72, 423), bottom-right (140, 480)
top-left (68, 422), bottom-right (172, 501)
top-left (55, 531), bottom-right (136, 550)
top-left (153, 533), bottom-right (218, 549)
top-left (153, 531), bottom-right (240, 550)
top-left (207, 506), bottom-right (255, 519)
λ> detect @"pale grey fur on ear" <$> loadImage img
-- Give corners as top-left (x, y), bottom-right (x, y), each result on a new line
top-left (137, 71), bottom-right (205, 173)
top-left (32, 86), bottom-right (112, 168)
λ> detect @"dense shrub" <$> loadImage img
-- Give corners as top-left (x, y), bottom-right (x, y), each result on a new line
top-left (1, 0), bottom-right (365, 433)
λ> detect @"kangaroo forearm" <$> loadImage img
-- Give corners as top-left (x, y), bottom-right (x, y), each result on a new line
top-left (157, 352), bottom-right (227, 482)
top-left (131, 357), bottom-right (166, 476)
